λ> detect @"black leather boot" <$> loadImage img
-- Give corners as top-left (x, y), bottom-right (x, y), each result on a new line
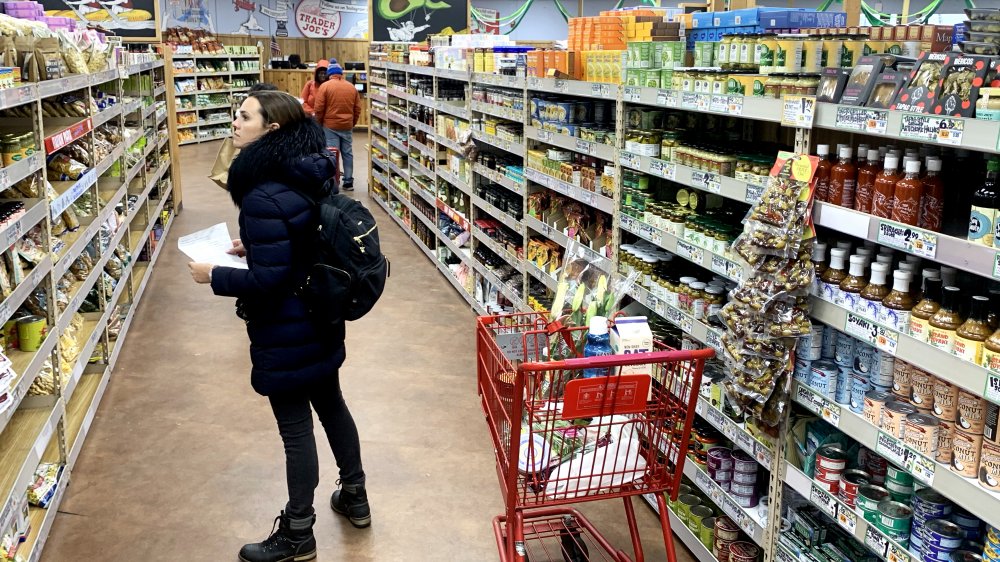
top-left (238, 511), bottom-right (317, 562)
top-left (330, 480), bottom-right (371, 528)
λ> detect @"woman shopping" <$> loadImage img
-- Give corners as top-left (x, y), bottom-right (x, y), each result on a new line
top-left (188, 91), bottom-right (370, 562)
top-left (300, 59), bottom-right (328, 116)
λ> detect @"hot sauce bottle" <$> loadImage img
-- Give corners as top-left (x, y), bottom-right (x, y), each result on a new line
top-left (828, 146), bottom-right (857, 208)
top-left (871, 155), bottom-right (901, 219)
top-left (814, 144), bottom-right (832, 202)
top-left (919, 157), bottom-right (944, 232)
top-left (928, 286), bottom-right (964, 353)
top-left (855, 148), bottom-right (881, 214)
top-left (890, 159), bottom-right (923, 226)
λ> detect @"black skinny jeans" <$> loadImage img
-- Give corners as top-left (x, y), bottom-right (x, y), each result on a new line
top-left (268, 370), bottom-right (365, 518)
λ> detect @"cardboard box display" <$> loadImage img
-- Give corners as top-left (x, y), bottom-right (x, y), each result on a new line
top-left (867, 70), bottom-right (908, 108)
top-left (891, 51), bottom-right (949, 113)
top-left (931, 53), bottom-right (993, 117)
top-left (817, 67), bottom-right (851, 103)
top-left (841, 55), bottom-right (885, 106)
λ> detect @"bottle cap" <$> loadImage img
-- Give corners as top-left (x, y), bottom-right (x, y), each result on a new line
top-left (893, 270), bottom-right (912, 290)
top-left (905, 160), bottom-right (921, 174)
top-left (849, 255), bottom-right (866, 275)
top-left (870, 262), bottom-right (889, 282)
top-left (899, 262), bottom-right (915, 272)
top-left (876, 255), bottom-right (893, 266)
top-left (922, 268), bottom-right (940, 280)
top-left (812, 242), bottom-right (827, 261)
top-left (839, 146), bottom-right (853, 159)
top-left (927, 157), bottom-right (942, 172)
top-left (884, 155), bottom-right (899, 170)
top-left (836, 241), bottom-right (853, 251)
top-left (867, 148), bottom-right (880, 162)
top-left (589, 316), bottom-right (609, 336)
top-left (817, 144), bottom-right (830, 156)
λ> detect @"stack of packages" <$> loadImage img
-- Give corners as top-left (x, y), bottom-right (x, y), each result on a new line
top-left (718, 152), bottom-right (819, 425)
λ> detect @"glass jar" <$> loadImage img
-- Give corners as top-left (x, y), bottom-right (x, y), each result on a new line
top-left (705, 285), bottom-right (725, 319)
top-left (780, 74), bottom-right (798, 96)
top-left (690, 281), bottom-right (708, 319)
top-left (764, 75), bottom-right (782, 98)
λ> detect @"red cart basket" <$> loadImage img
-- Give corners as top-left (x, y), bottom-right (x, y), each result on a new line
top-left (476, 312), bottom-right (714, 562)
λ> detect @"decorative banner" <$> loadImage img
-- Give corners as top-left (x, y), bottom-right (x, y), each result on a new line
top-left (44, 0), bottom-right (160, 40)
top-left (471, 6), bottom-right (499, 34)
top-left (295, 0), bottom-right (341, 37)
top-left (372, 0), bottom-right (468, 42)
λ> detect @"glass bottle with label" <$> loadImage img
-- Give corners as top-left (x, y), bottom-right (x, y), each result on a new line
top-left (855, 148), bottom-right (881, 214)
top-left (910, 277), bottom-right (942, 344)
top-left (840, 254), bottom-right (869, 313)
top-left (919, 157), bottom-right (944, 232)
top-left (917, 268), bottom-right (940, 302)
top-left (814, 144), bottom-right (832, 202)
top-left (969, 157), bottom-right (999, 247)
top-left (988, 287), bottom-right (1000, 332)
top-left (821, 248), bottom-right (849, 303)
top-left (879, 270), bottom-right (914, 330)
top-left (983, 324), bottom-right (1000, 372)
top-left (811, 242), bottom-right (828, 295)
top-left (928, 286), bottom-right (964, 353)
top-left (871, 155), bottom-right (901, 218)
top-left (954, 295), bottom-right (991, 364)
top-left (890, 159), bottom-right (923, 226)
top-left (828, 146), bottom-right (857, 208)
top-left (860, 262), bottom-right (890, 321)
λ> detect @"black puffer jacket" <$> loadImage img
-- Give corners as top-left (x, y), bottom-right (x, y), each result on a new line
top-left (211, 119), bottom-right (345, 395)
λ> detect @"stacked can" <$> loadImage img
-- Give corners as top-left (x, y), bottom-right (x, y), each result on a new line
top-left (699, 514), bottom-right (716, 550)
top-left (915, 519), bottom-right (965, 561)
top-left (884, 463), bottom-right (915, 501)
top-left (881, 401), bottom-right (918, 440)
top-left (950, 508), bottom-right (983, 543)
top-left (821, 325), bottom-right (837, 360)
top-left (875, 500), bottom-right (914, 546)
top-left (983, 525), bottom-right (999, 562)
top-left (893, 358), bottom-right (913, 400)
top-left (857, 484), bottom-right (892, 523)
top-left (909, 489), bottom-right (954, 556)
top-left (689, 505), bottom-right (714, 538)
top-left (810, 360), bottom-right (838, 400)
top-left (727, 541), bottom-right (760, 562)
top-left (793, 357), bottom-right (812, 383)
top-left (855, 340), bottom-right (895, 392)
top-left (860, 447), bottom-right (889, 485)
top-left (730, 450), bottom-right (759, 509)
top-left (953, 390), bottom-right (988, 481)
top-left (835, 366), bottom-right (853, 406)
top-left (905, 412), bottom-right (941, 457)
top-left (910, 367), bottom-right (937, 413)
top-left (834, 331), bottom-right (855, 368)
top-left (708, 447), bottom-right (734, 492)
top-left (850, 371), bottom-right (872, 414)
top-left (864, 391), bottom-right (893, 433)
top-left (691, 422), bottom-right (723, 466)
top-left (837, 468), bottom-right (871, 508)
top-left (713, 516), bottom-right (741, 562)
top-left (800, 321), bottom-right (824, 361)
top-left (814, 444), bottom-right (848, 494)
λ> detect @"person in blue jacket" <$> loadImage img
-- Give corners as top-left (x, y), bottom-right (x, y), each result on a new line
top-left (188, 90), bottom-right (370, 562)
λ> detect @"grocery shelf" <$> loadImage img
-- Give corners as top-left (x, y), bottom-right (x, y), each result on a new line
top-left (0, 198), bottom-right (46, 254)
top-left (388, 137), bottom-right (408, 154)
top-left (628, 281), bottom-right (719, 348)
top-left (373, 194), bottom-right (438, 264)
top-left (813, 201), bottom-right (997, 280)
top-left (809, 297), bottom-right (990, 403)
top-left (1, 152), bottom-right (44, 194)
top-left (792, 380), bottom-right (1000, 530)
top-left (523, 214), bottom-right (612, 272)
top-left (436, 226), bottom-right (474, 269)
top-left (471, 130), bottom-right (525, 157)
top-left (435, 259), bottom-right (484, 316)
top-left (813, 102), bottom-right (1000, 156)
top-left (434, 100), bottom-right (470, 120)
top-left (95, 145), bottom-right (125, 178)
top-left (0, 255), bottom-right (53, 335)
top-left (526, 77), bottom-right (618, 100)
top-left (371, 157), bottom-right (389, 173)
top-left (472, 73), bottom-right (526, 90)
top-left (154, 85), bottom-right (166, 97)
top-left (92, 104), bottom-right (122, 128)
top-left (55, 262), bottom-right (104, 337)
top-left (436, 135), bottom-right (466, 154)
top-left (472, 164), bottom-right (524, 196)
top-left (620, 152), bottom-right (765, 205)
top-left (44, 116), bottom-right (93, 154)
top-left (370, 108), bottom-right (388, 122)
top-left (17, 468), bottom-right (69, 562)
top-left (438, 168), bottom-right (472, 195)
top-left (684, 456), bottom-right (767, 545)
top-left (66, 367), bottom-right (110, 469)
top-left (409, 119), bottom-right (435, 136)
top-left (470, 100), bottom-right (523, 122)
top-left (409, 138), bottom-right (436, 159)
top-left (620, 214), bottom-right (744, 283)
top-left (436, 68), bottom-right (470, 82)
top-left (640, 493), bottom-right (717, 562)
top-left (410, 160), bottom-right (435, 181)
top-left (472, 259), bottom-right (527, 312)
top-left (0, 399), bottom-right (64, 544)
top-left (408, 94), bottom-right (435, 110)
top-left (525, 126), bottom-right (617, 162)
top-left (60, 314), bottom-right (107, 406)
top-left (626, 87), bottom-right (784, 124)
top-left (387, 85), bottom-right (407, 100)
top-left (524, 167), bottom-right (614, 214)
top-left (472, 194), bottom-right (521, 234)
top-left (371, 168), bottom-right (388, 187)
top-left (370, 93), bottom-right (388, 104)
top-left (696, 396), bottom-right (774, 470)
top-left (372, 139), bottom-right (390, 156)
top-left (525, 260), bottom-right (558, 292)
top-left (410, 185), bottom-right (437, 207)
top-left (38, 74), bottom-right (91, 98)
top-left (370, 125), bottom-right (389, 140)
top-left (0, 84), bottom-right (37, 110)
top-left (471, 228), bottom-right (524, 274)
top-left (387, 111), bottom-right (408, 128)
top-left (386, 159), bottom-right (409, 181)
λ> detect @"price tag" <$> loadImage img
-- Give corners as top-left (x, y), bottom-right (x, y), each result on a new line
top-left (985, 374), bottom-right (1000, 405)
top-left (728, 262), bottom-right (745, 283)
top-left (643, 291), bottom-right (658, 312)
top-left (876, 221), bottom-right (938, 260)
top-left (710, 255), bottom-right (730, 277)
top-left (754, 442), bottom-right (773, 470)
top-left (648, 159), bottom-right (676, 180)
top-left (865, 525), bottom-right (891, 557)
top-left (781, 95), bottom-right (816, 128)
top-left (734, 429), bottom-right (755, 455)
top-left (590, 83), bottom-right (611, 97)
top-left (694, 467), bottom-right (712, 492)
top-left (887, 542), bottom-right (911, 562)
top-left (553, 79), bottom-right (567, 92)
top-left (691, 171), bottom-right (720, 194)
top-left (745, 182), bottom-right (765, 205)
top-left (0, 300), bottom-right (11, 323)
top-left (681, 92), bottom-right (698, 109)
top-left (876, 431), bottom-right (908, 466)
top-left (696, 94), bottom-right (710, 112)
top-left (775, 548), bottom-right (795, 562)
top-left (710, 95), bottom-right (728, 113)
top-left (575, 138), bottom-right (597, 156)
top-left (536, 129), bottom-right (552, 143)
top-left (907, 451), bottom-right (936, 485)
top-left (624, 86), bottom-right (641, 103)
top-left (666, 306), bottom-right (683, 327)
top-left (810, 484), bottom-right (839, 519)
top-left (900, 114), bottom-right (945, 143)
top-left (837, 504), bottom-right (858, 534)
top-left (845, 312), bottom-right (899, 356)
top-left (705, 329), bottom-right (723, 353)
top-left (936, 119), bottom-right (965, 146)
top-left (0, 168), bottom-right (8, 191)
top-left (0, 499), bottom-right (14, 538)
top-left (528, 77), bottom-right (541, 89)
top-left (679, 314), bottom-right (694, 334)
top-left (620, 152), bottom-right (640, 170)
top-left (706, 405), bottom-right (726, 430)
top-left (675, 241), bottom-right (703, 265)
top-left (577, 189), bottom-right (594, 206)
top-left (727, 95), bottom-right (744, 116)
top-left (796, 384), bottom-right (840, 426)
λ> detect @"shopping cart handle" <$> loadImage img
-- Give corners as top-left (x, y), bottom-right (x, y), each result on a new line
top-left (519, 348), bottom-right (715, 372)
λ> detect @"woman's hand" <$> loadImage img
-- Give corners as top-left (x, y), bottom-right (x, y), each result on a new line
top-left (227, 239), bottom-right (246, 257)
top-left (189, 262), bottom-right (215, 284)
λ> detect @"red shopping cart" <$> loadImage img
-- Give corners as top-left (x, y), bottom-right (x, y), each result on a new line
top-left (477, 312), bottom-right (714, 562)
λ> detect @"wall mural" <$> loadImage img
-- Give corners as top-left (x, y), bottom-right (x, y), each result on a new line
top-left (371, 0), bottom-right (468, 42)
top-left (161, 0), bottom-right (366, 38)
top-left (43, 0), bottom-right (159, 39)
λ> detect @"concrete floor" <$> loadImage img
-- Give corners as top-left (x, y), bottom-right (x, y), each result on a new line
top-left (41, 134), bottom-right (696, 561)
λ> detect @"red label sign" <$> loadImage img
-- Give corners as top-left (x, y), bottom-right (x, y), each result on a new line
top-left (295, 0), bottom-right (342, 38)
top-left (561, 374), bottom-right (650, 420)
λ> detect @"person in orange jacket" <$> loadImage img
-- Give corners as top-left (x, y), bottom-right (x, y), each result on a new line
top-left (300, 59), bottom-right (328, 116)
top-left (313, 64), bottom-right (361, 190)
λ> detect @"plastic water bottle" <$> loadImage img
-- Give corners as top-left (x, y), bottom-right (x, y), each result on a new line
top-left (583, 316), bottom-right (613, 378)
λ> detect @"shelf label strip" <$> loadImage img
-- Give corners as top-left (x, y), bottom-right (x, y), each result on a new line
top-left (877, 220), bottom-right (938, 260)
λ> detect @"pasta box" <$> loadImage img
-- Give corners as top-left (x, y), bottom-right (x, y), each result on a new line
top-left (930, 53), bottom-right (993, 117)
top-left (891, 51), bottom-right (950, 113)
top-left (840, 55), bottom-right (885, 105)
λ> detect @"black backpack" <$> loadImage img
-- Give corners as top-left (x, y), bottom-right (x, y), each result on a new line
top-left (296, 182), bottom-right (390, 323)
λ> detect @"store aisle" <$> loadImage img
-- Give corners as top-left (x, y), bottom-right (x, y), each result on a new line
top-left (41, 135), bottom-right (690, 561)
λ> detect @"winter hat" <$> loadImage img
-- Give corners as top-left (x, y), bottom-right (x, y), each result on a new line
top-left (316, 59), bottom-right (329, 69)
top-left (327, 64), bottom-right (343, 76)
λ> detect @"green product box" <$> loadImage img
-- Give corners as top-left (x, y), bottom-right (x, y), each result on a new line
top-left (694, 41), bottom-right (715, 67)
top-left (627, 41), bottom-right (652, 69)
top-left (640, 69), bottom-right (660, 89)
top-left (625, 69), bottom-right (641, 87)
top-left (656, 41), bottom-right (686, 69)
top-left (659, 69), bottom-right (673, 88)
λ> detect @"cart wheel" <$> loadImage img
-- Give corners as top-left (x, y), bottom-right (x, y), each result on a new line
top-left (559, 516), bottom-right (589, 562)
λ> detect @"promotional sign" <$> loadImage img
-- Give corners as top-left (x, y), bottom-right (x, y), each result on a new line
top-left (295, 0), bottom-right (341, 37)
top-left (371, 0), bottom-right (467, 42)
top-left (472, 6), bottom-right (499, 35)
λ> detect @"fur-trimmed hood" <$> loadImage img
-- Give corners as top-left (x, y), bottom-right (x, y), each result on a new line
top-left (227, 119), bottom-right (335, 207)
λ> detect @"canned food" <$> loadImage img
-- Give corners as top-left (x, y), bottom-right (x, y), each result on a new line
top-left (838, 469), bottom-right (871, 507)
top-left (731, 450), bottom-right (757, 474)
top-left (708, 447), bottom-right (734, 471)
top-left (16, 315), bottom-right (46, 352)
top-left (893, 358), bottom-right (912, 397)
top-left (886, 463), bottom-right (914, 487)
top-left (802, 322), bottom-right (824, 360)
top-left (822, 326), bottom-right (838, 359)
top-left (715, 516), bottom-right (740, 541)
top-left (812, 476), bottom-right (839, 493)
top-left (950, 508), bottom-right (980, 529)
top-left (910, 368), bottom-right (936, 408)
top-left (857, 484), bottom-right (891, 521)
top-left (854, 341), bottom-right (876, 373)
top-left (816, 444), bottom-right (848, 471)
top-left (711, 470), bottom-right (734, 484)
top-left (952, 430), bottom-right (983, 478)
top-left (934, 420), bottom-right (955, 465)
top-left (757, 496), bottom-right (769, 520)
top-left (905, 413), bottom-right (941, 455)
top-left (728, 541), bottom-right (760, 562)
top-left (732, 470), bottom-right (757, 485)
top-left (810, 360), bottom-right (839, 397)
top-left (882, 401), bottom-right (918, 439)
top-left (878, 500), bottom-right (914, 533)
top-left (865, 390), bottom-right (892, 426)
top-left (699, 516), bottom-right (715, 548)
top-left (731, 491), bottom-right (758, 508)
top-left (870, 350), bottom-right (896, 386)
top-left (851, 374), bottom-right (871, 413)
top-left (835, 367), bottom-right (853, 405)
top-left (950, 552), bottom-right (983, 562)
top-left (957, 390), bottom-right (987, 435)
top-left (926, 519), bottom-right (966, 549)
top-left (794, 357), bottom-right (812, 382)
top-left (934, 379), bottom-right (960, 421)
top-left (678, 494), bottom-right (702, 524)
top-left (731, 482), bottom-right (757, 496)
top-left (835, 332), bottom-right (855, 367)
top-left (689, 505), bottom-right (714, 533)
top-left (979, 441), bottom-right (1000, 492)
top-left (914, 488), bottom-right (951, 514)
top-left (672, 484), bottom-right (693, 508)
